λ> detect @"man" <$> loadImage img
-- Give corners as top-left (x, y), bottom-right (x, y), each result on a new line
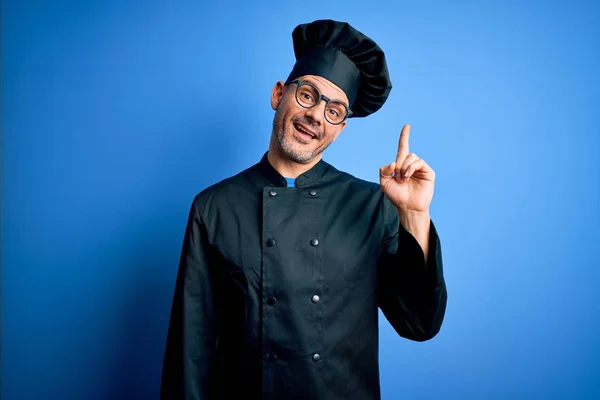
top-left (160, 19), bottom-right (447, 400)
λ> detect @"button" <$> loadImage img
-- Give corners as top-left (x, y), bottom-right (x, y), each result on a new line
top-left (312, 353), bottom-right (321, 362)
top-left (309, 189), bottom-right (317, 196)
top-left (266, 238), bottom-right (276, 247)
top-left (311, 295), bottom-right (320, 303)
top-left (310, 238), bottom-right (319, 246)
top-left (267, 297), bottom-right (277, 306)
top-left (269, 189), bottom-right (277, 196)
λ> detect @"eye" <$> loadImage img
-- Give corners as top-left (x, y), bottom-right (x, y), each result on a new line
top-left (328, 109), bottom-right (339, 117)
top-left (302, 92), bottom-right (314, 101)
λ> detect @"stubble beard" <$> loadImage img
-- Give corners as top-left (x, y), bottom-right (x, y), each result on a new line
top-left (271, 109), bottom-right (329, 164)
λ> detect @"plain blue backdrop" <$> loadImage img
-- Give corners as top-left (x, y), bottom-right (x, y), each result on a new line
top-left (2, 0), bottom-right (599, 399)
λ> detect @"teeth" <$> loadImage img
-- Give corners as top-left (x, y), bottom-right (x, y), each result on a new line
top-left (295, 123), bottom-right (314, 138)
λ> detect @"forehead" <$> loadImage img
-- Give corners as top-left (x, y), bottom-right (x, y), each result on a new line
top-left (296, 75), bottom-right (349, 104)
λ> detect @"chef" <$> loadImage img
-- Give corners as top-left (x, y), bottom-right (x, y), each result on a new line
top-left (160, 19), bottom-right (448, 400)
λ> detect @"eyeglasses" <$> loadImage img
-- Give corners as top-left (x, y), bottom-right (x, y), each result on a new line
top-left (284, 80), bottom-right (352, 125)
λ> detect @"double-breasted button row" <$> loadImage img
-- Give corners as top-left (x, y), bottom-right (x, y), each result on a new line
top-left (265, 238), bottom-right (319, 247)
top-left (266, 295), bottom-right (319, 305)
top-left (267, 188), bottom-right (317, 196)
top-left (263, 353), bottom-right (320, 363)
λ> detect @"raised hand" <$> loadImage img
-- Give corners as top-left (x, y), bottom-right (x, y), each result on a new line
top-left (379, 124), bottom-right (435, 214)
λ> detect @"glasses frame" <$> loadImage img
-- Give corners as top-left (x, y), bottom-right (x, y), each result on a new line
top-left (284, 80), bottom-right (352, 125)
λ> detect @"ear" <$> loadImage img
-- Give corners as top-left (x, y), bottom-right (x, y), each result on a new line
top-left (270, 81), bottom-right (285, 110)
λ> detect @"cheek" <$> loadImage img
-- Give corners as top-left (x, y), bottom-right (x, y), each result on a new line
top-left (277, 102), bottom-right (298, 122)
top-left (274, 106), bottom-right (291, 125)
top-left (322, 127), bottom-right (340, 142)
top-left (279, 95), bottom-right (298, 112)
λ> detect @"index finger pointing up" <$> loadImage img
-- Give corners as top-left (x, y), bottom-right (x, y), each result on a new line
top-left (396, 124), bottom-right (411, 164)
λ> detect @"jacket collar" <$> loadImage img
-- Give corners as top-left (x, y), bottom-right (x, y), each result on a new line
top-left (254, 151), bottom-right (330, 188)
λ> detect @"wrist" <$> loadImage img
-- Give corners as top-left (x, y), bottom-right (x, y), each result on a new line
top-left (397, 208), bottom-right (430, 227)
top-left (397, 208), bottom-right (431, 261)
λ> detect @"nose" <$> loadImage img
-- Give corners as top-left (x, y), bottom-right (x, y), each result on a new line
top-left (304, 99), bottom-right (326, 125)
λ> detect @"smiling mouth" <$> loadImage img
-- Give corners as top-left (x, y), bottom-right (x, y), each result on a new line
top-left (293, 122), bottom-right (318, 140)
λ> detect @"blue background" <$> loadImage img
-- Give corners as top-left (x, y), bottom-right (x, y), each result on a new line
top-left (2, 0), bottom-right (599, 399)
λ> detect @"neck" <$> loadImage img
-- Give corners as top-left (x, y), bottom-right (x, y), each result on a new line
top-left (268, 138), bottom-right (321, 178)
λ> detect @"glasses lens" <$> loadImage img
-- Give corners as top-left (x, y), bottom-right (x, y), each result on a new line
top-left (294, 81), bottom-right (349, 125)
top-left (296, 83), bottom-right (319, 108)
top-left (325, 102), bottom-right (349, 124)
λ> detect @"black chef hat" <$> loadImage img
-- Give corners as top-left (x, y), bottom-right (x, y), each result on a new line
top-left (285, 19), bottom-right (392, 118)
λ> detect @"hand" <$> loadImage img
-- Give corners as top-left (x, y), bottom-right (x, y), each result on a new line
top-left (379, 124), bottom-right (435, 213)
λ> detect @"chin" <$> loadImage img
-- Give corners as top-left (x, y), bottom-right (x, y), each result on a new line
top-left (279, 137), bottom-right (316, 163)
top-left (282, 145), bottom-right (315, 164)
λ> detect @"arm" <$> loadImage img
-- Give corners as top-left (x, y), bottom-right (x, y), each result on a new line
top-left (399, 210), bottom-right (431, 263)
top-left (160, 198), bottom-right (217, 399)
top-left (378, 196), bottom-right (447, 342)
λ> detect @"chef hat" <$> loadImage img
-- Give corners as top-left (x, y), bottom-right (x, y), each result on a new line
top-left (285, 19), bottom-right (393, 118)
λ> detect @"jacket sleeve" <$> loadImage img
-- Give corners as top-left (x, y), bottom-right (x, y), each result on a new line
top-left (377, 196), bottom-right (448, 342)
top-left (160, 198), bottom-right (217, 399)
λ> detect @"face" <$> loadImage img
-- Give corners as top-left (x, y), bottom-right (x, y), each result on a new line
top-left (270, 75), bottom-right (348, 164)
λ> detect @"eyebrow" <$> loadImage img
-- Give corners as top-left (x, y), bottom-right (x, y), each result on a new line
top-left (303, 78), bottom-right (349, 105)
